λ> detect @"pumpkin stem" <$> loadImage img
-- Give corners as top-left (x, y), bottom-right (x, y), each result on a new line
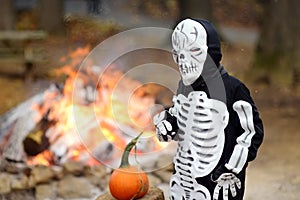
top-left (120, 132), bottom-right (143, 168)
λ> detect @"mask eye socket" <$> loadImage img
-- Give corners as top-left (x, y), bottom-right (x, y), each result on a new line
top-left (190, 47), bottom-right (201, 53)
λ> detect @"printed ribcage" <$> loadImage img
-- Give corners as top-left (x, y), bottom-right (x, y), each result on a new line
top-left (173, 92), bottom-right (228, 178)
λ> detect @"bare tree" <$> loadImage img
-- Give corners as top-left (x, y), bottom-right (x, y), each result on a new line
top-left (0, 0), bottom-right (14, 30)
top-left (36, 0), bottom-right (64, 34)
top-left (253, 0), bottom-right (300, 88)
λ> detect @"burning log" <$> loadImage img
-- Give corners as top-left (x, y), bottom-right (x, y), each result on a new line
top-left (0, 92), bottom-right (44, 143)
top-left (1, 85), bottom-right (62, 162)
top-left (3, 114), bottom-right (34, 162)
top-left (23, 110), bottom-right (55, 156)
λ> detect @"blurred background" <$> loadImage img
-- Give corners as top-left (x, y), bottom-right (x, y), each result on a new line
top-left (0, 0), bottom-right (299, 199)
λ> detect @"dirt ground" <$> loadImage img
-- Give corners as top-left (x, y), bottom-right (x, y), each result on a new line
top-left (0, 34), bottom-right (299, 200)
top-left (245, 93), bottom-right (300, 200)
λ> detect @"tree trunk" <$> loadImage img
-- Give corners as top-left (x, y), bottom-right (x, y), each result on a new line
top-left (178, 0), bottom-right (213, 21)
top-left (253, 0), bottom-right (300, 88)
top-left (36, 0), bottom-right (64, 34)
top-left (0, 0), bottom-right (15, 30)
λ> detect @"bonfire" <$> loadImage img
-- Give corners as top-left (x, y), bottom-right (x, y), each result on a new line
top-left (0, 46), bottom-right (171, 169)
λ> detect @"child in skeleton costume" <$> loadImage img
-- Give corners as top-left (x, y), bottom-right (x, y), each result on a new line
top-left (153, 19), bottom-right (264, 200)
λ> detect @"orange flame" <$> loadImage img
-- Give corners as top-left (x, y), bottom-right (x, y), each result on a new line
top-left (27, 150), bottom-right (54, 166)
top-left (28, 46), bottom-right (167, 166)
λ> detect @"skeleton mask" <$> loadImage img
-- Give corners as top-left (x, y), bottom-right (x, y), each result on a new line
top-left (172, 19), bottom-right (208, 86)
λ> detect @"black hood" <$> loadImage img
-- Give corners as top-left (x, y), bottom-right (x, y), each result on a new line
top-left (191, 18), bottom-right (222, 67)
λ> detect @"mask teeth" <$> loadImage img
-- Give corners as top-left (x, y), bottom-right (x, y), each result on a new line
top-left (188, 65), bottom-right (192, 74)
top-left (180, 63), bottom-right (198, 75)
top-left (180, 64), bottom-right (186, 75)
top-left (191, 63), bottom-right (197, 72)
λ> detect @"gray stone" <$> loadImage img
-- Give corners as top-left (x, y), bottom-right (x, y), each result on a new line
top-left (1, 190), bottom-right (35, 200)
top-left (35, 183), bottom-right (56, 200)
top-left (85, 165), bottom-right (108, 190)
top-left (87, 165), bottom-right (107, 177)
top-left (51, 165), bottom-right (64, 180)
top-left (0, 158), bottom-right (6, 171)
top-left (11, 174), bottom-right (29, 190)
top-left (86, 174), bottom-right (108, 191)
top-left (62, 161), bottom-right (85, 176)
top-left (3, 160), bottom-right (29, 174)
top-left (28, 175), bottom-right (36, 188)
top-left (0, 173), bottom-right (11, 194)
top-left (57, 174), bottom-right (93, 199)
top-left (29, 165), bottom-right (55, 185)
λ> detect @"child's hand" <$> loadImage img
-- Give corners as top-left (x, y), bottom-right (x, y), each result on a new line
top-left (211, 165), bottom-right (241, 200)
top-left (153, 110), bottom-right (178, 142)
top-left (212, 172), bottom-right (241, 200)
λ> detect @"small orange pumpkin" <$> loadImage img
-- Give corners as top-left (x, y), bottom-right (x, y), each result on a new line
top-left (109, 133), bottom-right (149, 200)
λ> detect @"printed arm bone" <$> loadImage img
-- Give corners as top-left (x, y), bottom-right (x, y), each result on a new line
top-left (225, 100), bottom-right (256, 173)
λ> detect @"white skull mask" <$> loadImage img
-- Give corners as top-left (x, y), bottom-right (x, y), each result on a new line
top-left (172, 19), bottom-right (208, 86)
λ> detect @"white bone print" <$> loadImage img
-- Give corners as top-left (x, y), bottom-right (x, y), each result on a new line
top-left (213, 173), bottom-right (241, 200)
top-left (225, 100), bottom-right (256, 173)
top-left (170, 173), bottom-right (211, 200)
top-left (170, 91), bottom-right (229, 199)
top-left (172, 91), bottom-right (229, 177)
